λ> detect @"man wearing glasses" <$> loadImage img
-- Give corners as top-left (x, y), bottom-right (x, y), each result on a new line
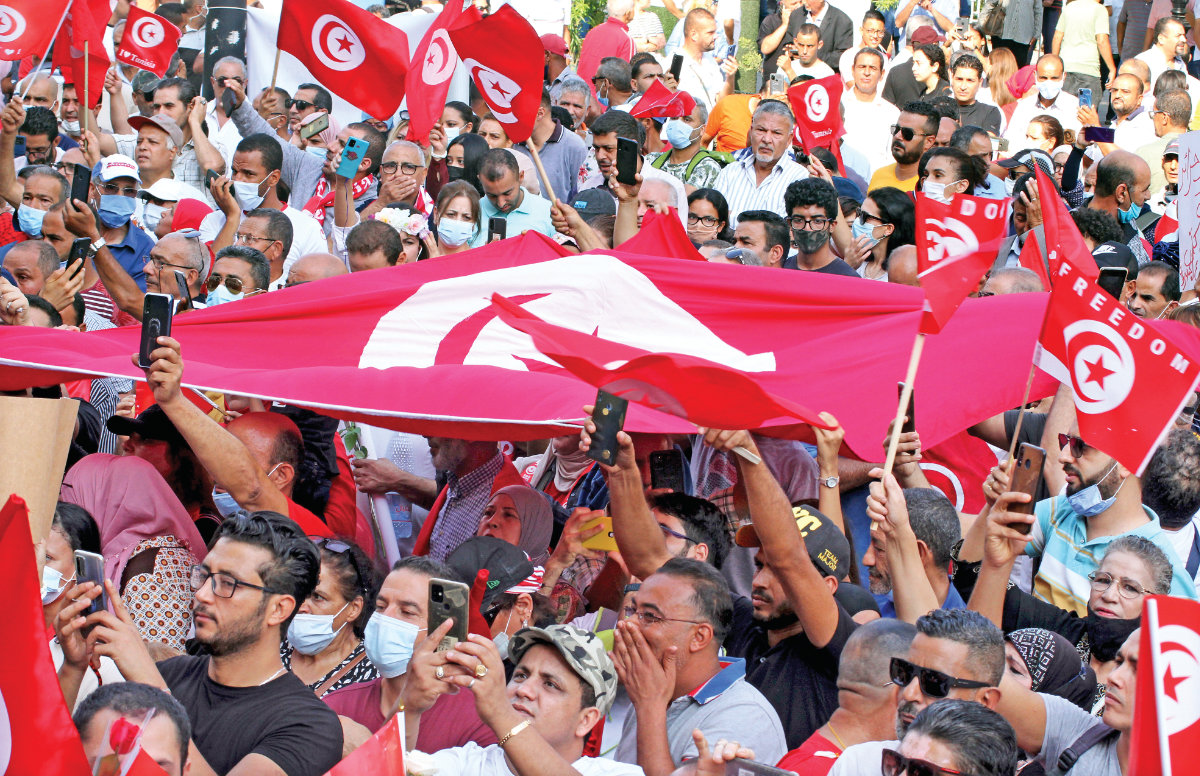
top-left (867, 101), bottom-right (939, 192)
top-left (205, 56), bottom-right (248, 170)
top-left (84, 155), bottom-right (156, 291)
top-left (783, 178), bottom-right (859, 275)
top-left (70, 511), bottom-right (344, 776)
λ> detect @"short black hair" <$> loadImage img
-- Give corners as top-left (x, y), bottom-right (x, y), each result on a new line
top-left (297, 83), bottom-right (333, 113)
top-left (213, 511), bottom-right (321, 630)
top-left (590, 108), bottom-right (640, 141)
top-left (244, 207), bottom-right (294, 259)
top-left (25, 165), bottom-right (69, 205)
top-left (1140, 260), bottom-right (1182, 301)
top-left (784, 178), bottom-right (838, 220)
top-left (915, 609), bottom-right (1005, 686)
top-left (346, 219), bottom-right (403, 265)
top-left (1142, 427), bottom-right (1200, 530)
top-left (154, 77), bottom-right (198, 106)
top-left (949, 124), bottom-right (988, 152)
top-left (1094, 153), bottom-right (1139, 199)
top-left (905, 700), bottom-right (1019, 776)
top-left (901, 100), bottom-right (940, 136)
top-left (214, 245), bottom-right (270, 291)
top-left (649, 492), bottom-right (731, 569)
top-left (736, 209), bottom-right (790, 257)
top-left (478, 148), bottom-right (520, 183)
top-left (26, 295), bottom-right (62, 326)
top-left (444, 100), bottom-right (478, 131)
top-left (20, 106), bottom-right (58, 142)
top-left (951, 53), bottom-right (984, 78)
top-left (315, 537), bottom-right (378, 638)
top-left (156, 2), bottom-right (185, 25)
top-left (654, 557), bottom-right (734, 642)
top-left (392, 554), bottom-right (461, 581)
top-left (236, 133), bottom-right (285, 174)
top-left (348, 123), bottom-right (387, 176)
top-left (1154, 15), bottom-right (1185, 45)
top-left (854, 47), bottom-right (886, 70)
top-left (1070, 207), bottom-right (1123, 246)
top-left (630, 52), bottom-right (660, 81)
top-left (53, 501), bottom-right (101, 554)
top-left (863, 8), bottom-right (885, 24)
top-left (868, 186), bottom-right (917, 250)
top-left (74, 683), bottom-right (192, 768)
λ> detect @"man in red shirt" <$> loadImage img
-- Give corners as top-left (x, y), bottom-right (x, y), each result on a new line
top-left (577, 0), bottom-right (638, 88)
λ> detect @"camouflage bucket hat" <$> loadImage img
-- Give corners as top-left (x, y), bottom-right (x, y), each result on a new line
top-left (507, 624), bottom-right (618, 715)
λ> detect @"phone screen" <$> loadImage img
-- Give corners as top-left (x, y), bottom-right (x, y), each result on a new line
top-left (1078, 88), bottom-right (1092, 109)
top-left (616, 137), bottom-right (639, 186)
top-left (139, 293), bottom-right (174, 368)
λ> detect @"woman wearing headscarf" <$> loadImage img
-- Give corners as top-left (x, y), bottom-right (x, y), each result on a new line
top-left (60, 454), bottom-right (207, 651)
top-left (293, 111), bottom-right (343, 157)
top-left (474, 485), bottom-right (554, 565)
top-left (1005, 628), bottom-right (1098, 709)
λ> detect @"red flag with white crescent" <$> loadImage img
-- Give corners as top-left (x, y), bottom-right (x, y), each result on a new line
top-left (50, 0), bottom-right (111, 110)
top-left (116, 7), bottom-right (181, 77)
top-left (447, 5), bottom-right (543, 143)
top-left (914, 192), bottom-right (1009, 273)
top-left (1131, 595), bottom-right (1200, 776)
top-left (0, 0), bottom-right (71, 60)
top-left (1034, 163), bottom-right (1099, 283)
top-left (404, 0), bottom-right (480, 144)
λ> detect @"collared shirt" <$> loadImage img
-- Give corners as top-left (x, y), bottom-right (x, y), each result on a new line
top-left (197, 205), bottom-right (328, 279)
top-left (712, 148), bottom-right (809, 224)
top-left (1004, 92), bottom-right (1082, 145)
top-left (1025, 495), bottom-right (1198, 616)
top-left (677, 52), bottom-right (727, 110)
top-left (469, 188), bottom-right (556, 247)
top-left (840, 90), bottom-right (900, 175)
top-left (513, 120), bottom-right (588, 202)
top-left (106, 222), bottom-right (156, 291)
top-left (429, 452), bottom-right (506, 561)
top-left (874, 577), bottom-right (966, 619)
top-left (1113, 108), bottom-right (1158, 151)
top-left (615, 658), bottom-right (787, 766)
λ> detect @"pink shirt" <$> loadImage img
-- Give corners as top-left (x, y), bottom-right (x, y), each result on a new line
top-left (323, 678), bottom-right (498, 752)
top-left (576, 17), bottom-right (636, 85)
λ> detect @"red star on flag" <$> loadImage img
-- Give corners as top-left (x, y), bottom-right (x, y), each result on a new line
top-left (1082, 354), bottom-right (1116, 388)
top-left (336, 34), bottom-right (354, 53)
top-left (488, 78), bottom-right (509, 98)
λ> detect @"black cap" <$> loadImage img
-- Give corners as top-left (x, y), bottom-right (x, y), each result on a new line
top-left (571, 188), bottom-right (617, 220)
top-left (105, 404), bottom-right (185, 446)
top-left (734, 503), bottom-right (851, 578)
top-left (1092, 240), bottom-right (1137, 273)
top-left (446, 536), bottom-right (534, 611)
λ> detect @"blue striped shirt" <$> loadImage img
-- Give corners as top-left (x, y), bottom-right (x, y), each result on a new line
top-left (712, 148), bottom-right (810, 225)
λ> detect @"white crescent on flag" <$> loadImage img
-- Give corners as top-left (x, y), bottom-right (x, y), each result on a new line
top-left (1062, 319), bottom-right (1136, 414)
top-left (422, 29), bottom-right (456, 85)
top-left (0, 5), bottom-right (26, 43)
top-left (462, 57), bottom-right (521, 121)
top-left (311, 14), bottom-right (366, 72)
top-left (129, 15), bottom-right (165, 48)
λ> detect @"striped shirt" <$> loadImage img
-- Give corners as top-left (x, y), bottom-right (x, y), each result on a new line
top-left (711, 148), bottom-right (809, 225)
top-left (1025, 495), bottom-right (1198, 617)
top-left (428, 452), bottom-right (506, 562)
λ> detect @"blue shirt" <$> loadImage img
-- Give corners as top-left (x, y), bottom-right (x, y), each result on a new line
top-left (874, 578), bottom-right (967, 620)
top-left (976, 174), bottom-right (1009, 200)
top-left (105, 223), bottom-right (155, 291)
top-left (469, 188), bottom-right (556, 248)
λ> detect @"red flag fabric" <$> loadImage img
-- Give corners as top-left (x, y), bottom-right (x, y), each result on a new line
top-left (115, 7), bottom-right (180, 77)
top-left (914, 193), bottom-right (1009, 273)
top-left (629, 78), bottom-right (696, 120)
top-left (277, 0), bottom-right (410, 121)
top-left (920, 431), bottom-right (998, 514)
top-left (1035, 261), bottom-right (1200, 474)
top-left (0, 494), bottom-right (94, 775)
top-left (404, 0), bottom-right (481, 143)
top-left (1017, 230), bottom-right (1052, 290)
top-left (51, 0), bottom-right (111, 110)
top-left (0, 232), bottom-right (1058, 461)
top-left (618, 207), bottom-right (703, 261)
top-left (448, 6), bottom-right (549, 143)
top-left (786, 75), bottom-right (845, 158)
top-left (917, 234), bottom-right (1006, 335)
top-left (1131, 595), bottom-right (1200, 776)
top-left (491, 293), bottom-right (835, 430)
top-left (1034, 163), bottom-right (1099, 282)
top-left (325, 713), bottom-right (405, 775)
top-left (0, 0), bottom-right (71, 60)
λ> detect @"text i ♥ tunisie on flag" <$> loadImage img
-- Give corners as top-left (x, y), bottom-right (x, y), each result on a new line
top-left (0, 0), bottom-right (71, 60)
top-left (1130, 595), bottom-right (1200, 776)
top-left (1034, 261), bottom-right (1200, 475)
top-left (116, 7), bottom-right (181, 77)
top-left (787, 74), bottom-right (845, 156)
top-left (276, 0), bottom-right (410, 121)
top-left (447, 5), bottom-right (543, 143)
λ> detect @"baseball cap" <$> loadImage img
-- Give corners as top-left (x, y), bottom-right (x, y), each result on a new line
top-left (508, 625), bottom-right (619, 715)
top-left (541, 34), bottom-right (568, 58)
top-left (131, 71), bottom-right (161, 97)
top-left (1092, 240), bottom-right (1137, 272)
top-left (1164, 139), bottom-right (1180, 158)
top-left (910, 26), bottom-right (943, 46)
top-left (129, 114), bottom-right (185, 149)
top-left (106, 404), bottom-right (185, 446)
top-left (93, 155), bottom-right (141, 184)
top-left (139, 178), bottom-right (193, 203)
top-left (998, 148), bottom-right (1054, 179)
top-left (446, 536), bottom-right (535, 612)
top-left (572, 188), bottom-right (617, 220)
top-left (735, 503), bottom-right (851, 578)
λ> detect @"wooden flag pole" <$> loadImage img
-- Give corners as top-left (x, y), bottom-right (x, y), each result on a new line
top-left (1005, 363), bottom-right (1040, 462)
top-left (269, 49), bottom-right (283, 92)
top-left (21, 0), bottom-right (74, 101)
top-left (527, 143), bottom-right (557, 204)
top-left (882, 333), bottom-right (926, 479)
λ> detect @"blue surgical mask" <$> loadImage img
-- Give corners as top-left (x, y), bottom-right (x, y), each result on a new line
top-left (41, 566), bottom-right (73, 605)
top-left (16, 203), bottom-right (45, 237)
top-left (233, 179), bottom-right (266, 211)
top-left (363, 613), bottom-right (421, 678)
top-left (306, 145), bottom-right (329, 160)
top-left (98, 194), bottom-right (137, 228)
top-left (851, 215), bottom-right (882, 249)
top-left (1118, 197), bottom-right (1142, 224)
top-left (287, 603), bottom-right (349, 655)
top-left (1066, 462), bottom-right (1124, 518)
top-left (597, 82), bottom-right (610, 108)
top-left (206, 284), bottom-right (244, 306)
top-left (437, 217), bottom-right (474, 247)
top-left (211, 488), bottom-right (242, 517)
top-left (142, 202), bottom-right (164, 232)
top-left (662, 118), bottom-right (697, 149)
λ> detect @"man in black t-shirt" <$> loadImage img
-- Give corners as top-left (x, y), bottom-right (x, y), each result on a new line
top-left (783, 179), bottom-right (861, 275)
top-left (950, 55), bottom-right (1002, 136)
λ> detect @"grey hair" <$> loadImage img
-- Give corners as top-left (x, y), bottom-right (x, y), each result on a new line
top-left (905, 700), bottom-right (1019, 776)
top-left (558, 76), bottom-right (592, 106)
top-left (752, 98), bottom-right (794, 126)
top-left (905, 16), bottom-right (936, 40)
top-left (387, 138), bottom-right (427, 165)
top-left (642, 177), bottom-right (680, 209)
top-left (212, 55), bottom-right (248, 78)
top-left (989, 266), bottom-right (1045, 293)
top-left (1104, 535), bottom-right (1173, 594)
top-left (607, 0), bottom-right (636, 16)
top-left (903, 488), bottom-right (962, 566)
top-left (692, 98), bottom-right (710, 126)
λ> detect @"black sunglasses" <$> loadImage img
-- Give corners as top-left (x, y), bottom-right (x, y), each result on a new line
top-left (310, 536), bottom-right (366, 593)
top-left (1058, 433), bottom-right (1088, 458)
top-left (288, 99), bottom-right (315, 111)
top-left (889, 657), bottom-right (990, 698)
top-left (882, 748), bottom-right (965, 776)
top-left (890, 124), bottom-right (930, 142)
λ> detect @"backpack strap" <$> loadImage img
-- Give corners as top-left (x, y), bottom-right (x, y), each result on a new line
top-left (1050, 722), bottom-right (1119, 775)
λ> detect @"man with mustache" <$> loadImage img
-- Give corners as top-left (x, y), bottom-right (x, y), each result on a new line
top-left (868, 100), bottom-right (938, 193)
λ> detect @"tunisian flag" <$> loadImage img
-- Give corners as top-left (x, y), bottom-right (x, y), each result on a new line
top-left (448, 5), bottom-right (543, 143)
top-left (51, 0), bottom-right (111, 109)
top-left (325, 713), bottom-right (405, 775)
top-left (115, 7), bottom-right (181, 77)
top-left (1035, 261), bottom-right (1200, 474)
top-left (1035, 164), bottom-right (1099, 283)
top-left (787, 75), bottom-right (845, 164)
top-left (0, 495), bottom-right (93, 774)
top-left (0, 0), bottom-right (71, 60)
top-left (914, 193), bottom-right (1008, 273)
top-left (1131, 595), bottom-right (1200, 776)
top-left (404, 0), bottom-right (480, 144)
top-left (277, 0), bottom-right (411, 120)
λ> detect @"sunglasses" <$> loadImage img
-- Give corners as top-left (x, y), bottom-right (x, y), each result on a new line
top-left (309, 536), bottom-right (366, 592)
top-left (206, 273), bottom-right (251, 295)
top-left (288, 99), bottom-right (315, 111)
top-left (881, 749), bottom-right (965, 776)
top-left (889, 657), bottom-right (990, 698)
top-left (1058, 433), bottom-right (1088, 458)
top-left (890, 124), bottom-right (930, 142)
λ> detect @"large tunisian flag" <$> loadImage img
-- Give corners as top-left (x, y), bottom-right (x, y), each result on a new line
top-left (0, 495), bottom-right (93, 775)
top-left (1131, 595), bottom-right (1200, 776)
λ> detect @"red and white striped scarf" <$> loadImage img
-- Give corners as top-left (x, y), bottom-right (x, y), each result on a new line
top-left (303, 174), bottom-right (376, 226)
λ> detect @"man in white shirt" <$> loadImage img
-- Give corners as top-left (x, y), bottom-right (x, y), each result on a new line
top-left (1004, 54), bottom-right (1081, 145)
top-left (841, 48), bottom-right (900, 175)
top-left (1135, 16), bottom-right (1189, 90)
top-left (781, 24), bottom-right (836, 79)
top-left (712, 100), bottom-right (809, 222)
top-left (1142, 426), bottom-right (1200, 588)
top-left (205, 56), bottom-right (247, 172)
top-left (838, 10), bottom-right (890, 81)
top-left (676, 8), bottom-right (738, 110)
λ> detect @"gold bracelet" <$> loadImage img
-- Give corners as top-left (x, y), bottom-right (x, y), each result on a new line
top-left (498, 720), bottom-right (531, 747)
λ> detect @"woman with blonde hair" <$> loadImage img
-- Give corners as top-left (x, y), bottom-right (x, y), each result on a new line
top-left (983, 47), bottom-right (1019, 118)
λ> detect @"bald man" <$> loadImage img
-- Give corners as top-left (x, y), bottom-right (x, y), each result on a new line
top-left (982, 267), bottom-right (1044, 295)
top-left (1086, 150), bottom-right (1155, 263)
top-left (886, 245), bottom-right (919, 286)
top-left (285, 253), bottom-right (348, 286)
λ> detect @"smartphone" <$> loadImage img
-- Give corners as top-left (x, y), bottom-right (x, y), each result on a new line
top-left (955, 16), bottom-right (968, 36)
top-left (989, 136), bottom-right (1009, 153)
top-left (1083, 126), bottom-right (1115, 143)
top-left (649, 449), bottom-right (687, 492)
top-left (300, 112), bottom-right (330, 140)
top-left (898, 381), bottom-right (915, 434)
top-left (173, 269), bottom-right (192, 312)
top-left (427, 577), bottom-right (470, 653)
top-left (586, 389), bottom-right (628, 465)
top-left (1078, 88), bottom-right (1092, 109)
top-left (669, 53), bottom-right (683, 82)
top-left (205, 168), bottom-right (221, 191)
top-left (69, 162), bottom-right (91, 207)
top-left (74, 549), bottom-right (109, 616)
top-left (1008, 443), bottom-right (1046, 526)
top-left (581, 515), bottom-right (619, 552)
top-left (721, 43), bottom-right (737, 61)
top-left (724, 759), bottom-right (797, 776)
top-left (139, 292), bottom-right (174, 369)
top-left (1097, 267), bottom-right (1127, 300)
top-left (487, 216), bottom-right (507, 243)
top-left (220, 87), bottom-right (236, 118)
top-left (768, 71), bottom-right (788, 96)
top-left (337, 135), bottom-right (369, 179)
top-left (68, 237), bottom-right (90, 278)
top-left (616, 136), bottom-right (639, 186)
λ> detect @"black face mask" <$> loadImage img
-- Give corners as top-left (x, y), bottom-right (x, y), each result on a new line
top-left (1085, 609), bottom-right (1140, 662)
top-left (447, 166), bottom-right (465, 181)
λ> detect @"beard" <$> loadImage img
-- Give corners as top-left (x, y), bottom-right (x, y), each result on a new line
top-left (1064, 461), bottom-right (1118, 497)
top-left (893, 142), bottom-right (923, 165)
top-left (751, 587), bottom-right (800, 630)
top-left (895, 700), bottom-right (922, 738)
top-left (195, 598), bottom-right (268, 657)
top-left (867, 565), bottom-right (892, 595)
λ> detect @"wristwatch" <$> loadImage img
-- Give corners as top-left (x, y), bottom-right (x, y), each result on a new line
top-left (87, 236), bottom-right (106, 257)
top-left (821, 475), bottom-right (839, 488)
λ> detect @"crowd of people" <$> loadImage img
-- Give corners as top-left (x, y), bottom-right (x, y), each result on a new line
top-left (4, 0), bottom-right (1200, 774)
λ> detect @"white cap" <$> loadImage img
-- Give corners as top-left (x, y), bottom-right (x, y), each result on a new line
top-left (95, 154), bottom-right (141, 184)
top-left (138, 178), bottom-right (193, 203)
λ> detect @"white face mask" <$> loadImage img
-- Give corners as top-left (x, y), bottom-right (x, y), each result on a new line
top-left (42, 566), bottom-right (74, 605)
top-left (1037, 79), bottom-right (1063, 101)
top-left (444, 126), bottom-right (462, 142)
top-left (922, 178), bottom-right (962, 203)
top-left (287, 602), bottom-right (350, 655)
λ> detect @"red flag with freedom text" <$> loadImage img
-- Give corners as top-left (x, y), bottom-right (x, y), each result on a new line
top-left (448, 5), bottom-right (544, 143)
top-left (277, 0), bottom-right (410, 120)
top-left (1035, 163), bottom-right (1099, 283)
top-left (1035, 261), bottom-right (1200, 474)
top-left (1131, 595), bottom-right (1200, 776)
top-left (0, 494), bottom-right (94, 774)
top-left (787, 75), bottom-right (845, 168)
top-left (405, 0), bottom-right (480, 144)
top-left (51, 0), bottom-right (111, 110)
top-left (0, 0), bottom-right (71, 60)
top-left (116, 7), bottom-right (181, 77)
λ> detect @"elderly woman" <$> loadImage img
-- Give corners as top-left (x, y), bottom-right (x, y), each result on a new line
top-left (475, 485), bottom-right (555, 565)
